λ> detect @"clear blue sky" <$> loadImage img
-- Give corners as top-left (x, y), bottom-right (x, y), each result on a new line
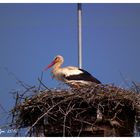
top-left (0, 3), bottom-right (140, 136)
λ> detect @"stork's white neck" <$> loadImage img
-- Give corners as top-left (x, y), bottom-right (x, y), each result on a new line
top-left (52, 62), bottom-right (63, 71)
top-left (53, 64), bottom-right (60, 70)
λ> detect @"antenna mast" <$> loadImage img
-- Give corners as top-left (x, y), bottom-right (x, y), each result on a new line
top-left (77, 3), bottom-right (82, 69)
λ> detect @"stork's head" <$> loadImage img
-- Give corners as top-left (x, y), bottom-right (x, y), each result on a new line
top-left (44, 55), bottom-right (64, 70)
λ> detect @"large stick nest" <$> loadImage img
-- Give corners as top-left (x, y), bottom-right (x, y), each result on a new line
top-left (11, 83), bottom-right (140, 136)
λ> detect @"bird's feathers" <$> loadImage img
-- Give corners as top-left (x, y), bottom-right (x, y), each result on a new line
top-left (61, 66), bottom-right (83, 76)
top-left (47, 55), bottom-right (101, 86)
top-left (65, 68), bottom-right (101, 84)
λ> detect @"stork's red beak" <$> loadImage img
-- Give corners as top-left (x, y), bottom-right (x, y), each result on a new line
top-left (44, 60), bottom-right (56, 71)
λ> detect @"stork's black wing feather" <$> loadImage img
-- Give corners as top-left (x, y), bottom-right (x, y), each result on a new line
top-left (65, 69), bottom-right (101, 84)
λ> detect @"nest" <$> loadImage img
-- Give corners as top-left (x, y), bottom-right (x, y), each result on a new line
top-left (11, 83), bottom-right (140, 137)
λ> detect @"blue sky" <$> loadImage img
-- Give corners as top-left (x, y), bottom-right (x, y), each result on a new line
top-left (0, 3), bottom-right (140, 136)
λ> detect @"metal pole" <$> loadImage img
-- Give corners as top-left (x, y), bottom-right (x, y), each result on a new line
top-left (77, 3), bottom-right (82, 69)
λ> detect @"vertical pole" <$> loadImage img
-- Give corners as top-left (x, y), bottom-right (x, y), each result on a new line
top-left (77, 3), bottom-right (82, 69)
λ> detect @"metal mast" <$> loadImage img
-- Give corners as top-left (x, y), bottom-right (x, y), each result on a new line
top-left (77, 3), bottom-right (82, 69)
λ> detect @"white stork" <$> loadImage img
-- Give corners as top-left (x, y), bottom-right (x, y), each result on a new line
top-left (44, 55), bottom-right (101, 87)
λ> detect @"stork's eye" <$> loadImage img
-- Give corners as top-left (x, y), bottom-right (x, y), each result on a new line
top-left (55, 57), bottom-right (60, 61)
top-left (54, 57), bottom-right (58, 61)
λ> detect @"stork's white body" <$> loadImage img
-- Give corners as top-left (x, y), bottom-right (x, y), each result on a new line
top-left (52, 66), bottom-right (82, 81)
top-left (45, 55), bottom-right (101, 87)
top-left (52, 66), bottom-right (91, 86)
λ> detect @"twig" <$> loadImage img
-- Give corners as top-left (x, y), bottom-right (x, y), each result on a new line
top-left (119, 71), bottom-right (130, 87)
top-left (77, 122), bottom-right (83, 136)
top-left (11, 92), bottom-right (19, 124)
top-left (63, 103), bottom-right (75, 136)
top-left (0, 103), bottom-right (7, 113)
top-left (18, 86), bottom-right (35, 102)
top-left (38, 71), bottom-right (43, 90)
top-left (132, 81), bottom-right (140, 93)
top-left (38, 78), bottom-right (51, 91)
top-left (73, 118), bottom-right (94, 127)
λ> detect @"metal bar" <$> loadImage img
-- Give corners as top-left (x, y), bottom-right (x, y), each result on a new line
top-left (77, 3), bottom-right (82, 69)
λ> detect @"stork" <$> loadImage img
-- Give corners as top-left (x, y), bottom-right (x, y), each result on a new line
top-left (44, 55), bottom-right (101, 87)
